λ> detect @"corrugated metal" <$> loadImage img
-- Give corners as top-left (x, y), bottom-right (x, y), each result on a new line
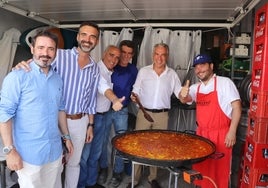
top-left (1, 0), bottom-right (261, 27)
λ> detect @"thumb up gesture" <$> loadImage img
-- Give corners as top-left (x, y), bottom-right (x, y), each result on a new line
top-left (180, 80), bottom-right (190, 100)
top-left (112, 96), bottom-right (125, 111)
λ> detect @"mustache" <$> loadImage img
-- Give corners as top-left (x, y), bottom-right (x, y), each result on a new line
top-left (39, 55), bottom-right (52, 59)
top-left (81, 40), bottom-right (93, 46)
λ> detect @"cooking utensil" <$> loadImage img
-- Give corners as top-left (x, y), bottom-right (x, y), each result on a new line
top-left (112, 129), bottom-right (216, 167)
top-left (131, 92), bottom-right (154, 123)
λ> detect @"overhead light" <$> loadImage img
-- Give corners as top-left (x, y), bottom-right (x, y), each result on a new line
top-left (27, 11), bottom-right (37, 17)
top-left (227, 17), bottom-right (234, 22)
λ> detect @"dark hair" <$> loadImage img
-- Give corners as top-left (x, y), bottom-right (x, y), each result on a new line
top-left (119, 40), bottom-right (135, 54)
top-left (31, 30), bottom-right (58, 48)
top-left (79, 21), bottom-right (100, 38)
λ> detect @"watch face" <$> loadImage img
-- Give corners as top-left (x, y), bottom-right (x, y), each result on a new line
top-left (3, 146), bottom-right (13, 154)
top-left (3, 147), bottom-right (10, 154)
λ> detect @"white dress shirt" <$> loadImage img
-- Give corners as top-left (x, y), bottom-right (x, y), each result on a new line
top-left (97, 60), bottom-right (113, 113)
top-left (132, 64), bottom-right (182, 109)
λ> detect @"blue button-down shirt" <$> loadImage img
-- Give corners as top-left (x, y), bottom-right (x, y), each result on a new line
top-left (0, 61), bottom-right (64, 165)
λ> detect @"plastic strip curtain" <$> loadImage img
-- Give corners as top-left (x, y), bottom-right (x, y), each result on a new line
top-left (0, 28), bottom-right (21, 88)
top-left (91, 28), bottom-right (134, 62)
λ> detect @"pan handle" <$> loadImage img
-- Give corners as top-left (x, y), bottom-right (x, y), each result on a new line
top-left (183, 130), bottom-right (196, 135)
top-left (210, 152), bottom-right (225, 159)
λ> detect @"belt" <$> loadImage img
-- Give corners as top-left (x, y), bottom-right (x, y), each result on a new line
top-left (144, 108), bottom-right (169, 113)
top-left (66, 113), bottom-right (86, 120)
top-left (96, 111), bottom-right (108, 115)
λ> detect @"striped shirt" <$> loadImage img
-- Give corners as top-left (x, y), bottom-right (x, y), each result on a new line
top-left (53, 47), bottom-right (100, 115)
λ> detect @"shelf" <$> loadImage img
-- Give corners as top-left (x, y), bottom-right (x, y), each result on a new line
top-left (230, 32), bottom-right (252, 83)
top-left (233, 55), bottom-right (251, 58)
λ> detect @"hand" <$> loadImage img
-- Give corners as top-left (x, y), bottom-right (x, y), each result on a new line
top-left (12, 59), bottom-right (32, 72)
top-left (6, 149), bottom-right (23, 171)
top-left (85, 126), bottom-right (94, 143)
top-left (180, 80), bottom-right (190, 98)
top-left (130, 92), bottom-right (137, 103)
top-left (65, 140), bottom-right (74, 155)
top-left (112, 96), bottom-right (125, 111)
top-left (224, 130), bottom-right (236, 148)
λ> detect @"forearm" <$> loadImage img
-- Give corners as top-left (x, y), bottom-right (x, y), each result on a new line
top-left (104, 89), bottom-right (118, 103)
top-left (229, 100), bottom-right (242, 133)
top-left (0, 119), bottom-right (14, 146)
top-left (58, 111), bottom-right (70, 135)
top-left (88, 114), bottom-right (94, 124)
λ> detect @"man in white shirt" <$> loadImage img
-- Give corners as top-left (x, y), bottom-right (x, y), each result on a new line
top-left (130, 43), bottom-right (182, 188)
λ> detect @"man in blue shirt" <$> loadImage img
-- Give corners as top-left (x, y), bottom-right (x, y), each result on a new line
top-left (98, 40), bottom-right (138, 188)
top-left (0, 30), bottom-right (73, 188)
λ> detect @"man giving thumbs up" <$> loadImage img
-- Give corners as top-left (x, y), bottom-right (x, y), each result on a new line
top-left (179, 54), bottom-right (241, 188)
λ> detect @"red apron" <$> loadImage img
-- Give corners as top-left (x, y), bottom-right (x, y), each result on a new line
top-left (192, 77), bottom-right (232, 188)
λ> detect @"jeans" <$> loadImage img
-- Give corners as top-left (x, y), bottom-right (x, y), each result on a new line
top-left (99, 107), bottom-right (128, 174)
top-left (78, 113), bottom-right (107, 187)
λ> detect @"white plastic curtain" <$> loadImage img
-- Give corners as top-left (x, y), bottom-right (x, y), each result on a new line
top-left (137, 26), bottom-right (202, 80)
top-left (0, 28), bottom-right (21, 88)
top-left (91, 28), bottom-right (134, 62)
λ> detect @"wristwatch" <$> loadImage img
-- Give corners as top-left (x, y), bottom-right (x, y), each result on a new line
top-left (3, 145), bottom-right (14, 155)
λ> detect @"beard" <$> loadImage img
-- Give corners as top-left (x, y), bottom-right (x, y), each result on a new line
top-left (78, 40), bottom-right (95, 53)
top-left (34, 55), bottom-right (52, 68)
top-left (198, 71), bottom-right (213, 82)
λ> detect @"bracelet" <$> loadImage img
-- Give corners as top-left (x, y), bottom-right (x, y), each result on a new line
top-left (62, 134), bottom-right (71, 140)
top-left (88, 123), bottom-right (94, 128)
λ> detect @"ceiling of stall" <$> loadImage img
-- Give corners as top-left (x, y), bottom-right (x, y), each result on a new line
top-left (0, 0), bottom-right (261, 28)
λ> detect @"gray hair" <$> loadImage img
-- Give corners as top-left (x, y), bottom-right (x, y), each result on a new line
top-left (153, 43), bottom-right (169, 55)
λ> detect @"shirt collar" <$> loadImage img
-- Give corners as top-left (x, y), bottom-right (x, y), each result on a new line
top-left (71, 47), bottom-right (96, 68)
top-left (99, 60), bottom-right (113, 75)
top-left (150, 64), bottom-right (169, 75)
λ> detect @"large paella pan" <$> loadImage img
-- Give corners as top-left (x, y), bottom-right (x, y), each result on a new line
top-left (112, 129), bottom-right (216, 167)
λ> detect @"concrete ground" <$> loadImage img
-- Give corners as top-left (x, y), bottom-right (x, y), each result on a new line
top-left (101, 163), bottom-right (196, 188)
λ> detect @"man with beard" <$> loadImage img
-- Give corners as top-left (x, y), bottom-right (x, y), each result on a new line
top-left (0, 30), bottom-right (74, 188)
top-left (13, 22), bottom-right (124, 188)
top-left (179, 54), bottom-right (241, 188)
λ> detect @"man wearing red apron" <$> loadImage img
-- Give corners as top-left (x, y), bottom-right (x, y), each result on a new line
top-left (179, 54), bottom-right (242, 188)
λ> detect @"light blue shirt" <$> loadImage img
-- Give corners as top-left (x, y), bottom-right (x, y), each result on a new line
top-left (0, 61), bottom-right (64, 165)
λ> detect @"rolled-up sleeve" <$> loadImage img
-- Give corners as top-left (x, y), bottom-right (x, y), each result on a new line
top-left (0, 72), bottom-right (19, 122)
top-left (98, 75), bottom-right (111, 95)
